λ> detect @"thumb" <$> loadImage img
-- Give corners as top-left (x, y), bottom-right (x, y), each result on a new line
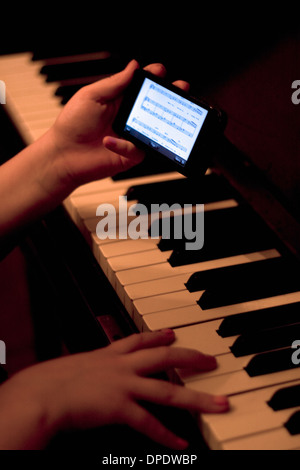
top-left (87, 60), bottom-right (140, 102)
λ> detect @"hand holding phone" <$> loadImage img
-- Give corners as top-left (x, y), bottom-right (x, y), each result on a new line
top-left (113, 69), bottom-right (226, 177)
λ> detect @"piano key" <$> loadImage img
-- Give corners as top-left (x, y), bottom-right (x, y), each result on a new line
top-left (107, 249), bottom-right (172, 283)
top-left (94, 203), bottom-right (208, 280)
top-left (133, 290), bottom-right (201, 319)
top-left (245, 347), bottom-right (299, 377)
top-left (168, 205), bottom-right (277, 266)
top-left (186, 257), bottom-right (300, 310)
top-left (174, 348), bottom-right (300, 393)
top-left (72, 178), bottom-right (234, 230)
top-left (230, 324), bottom-right (300, 357)
top-left (221, 427), bottom-right (300, 450)
top-left (134, 255), bottom-right (300, 322)
top-left (116, 249), bottom-right (280, 304)
top-left (183, 361), bottom-right (300, 397)
top-left (284, 410), bottom-right (300, 435)
top-left (40, 51), bottom-right (112, 66)
top-left (200, 380), bottom-right (300, 445)
top-left (217, 302), bottom-right (300, 337)
top-left (0, 55), bottom-right (61, 143)
top-left (111, 154), bottom-right (178, 181)
top-left (268, 383), bottom-right (300, 410)
top-left (32, 46), bottom-right (112, 61)
top-left (143, 290), bottom-right (300, 333)
top-left (67, 172), bottom-right (184, 221)
top-left (125, 173), bottom-right (237, 208)
top-left (172, 320), bottom-right (234, 356)
top-left (98, 239), bottom-right (161, 273)
top-left (129, 254), bottom-right (290, 317)
top-left (39, 56), bottom-right (124, 82)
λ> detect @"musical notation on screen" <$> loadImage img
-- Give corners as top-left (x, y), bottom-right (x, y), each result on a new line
top-left (132, 118), bottom-right (188, 153)
top-left (141, 97), bottom-right (197, 138)
top-left (125, 78), bottom-right (208, 161)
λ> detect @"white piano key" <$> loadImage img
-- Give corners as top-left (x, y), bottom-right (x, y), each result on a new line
top-left (142, 291), bottom-right (300, 332)
top-left (132, 290), bottom-right (200, 320)
top-left (180, 351), bottom-right (251, 382)
top-left (70, 171), bottom-right (184, 199)
top-left (0, 53), bottom-right (33, 74)
top-left (123, 273), bottom-right (191, 314)
top-left (107, 249), bottom-right (173, 284)
top-left (200, 379), bottom-right (300, 444)
top-left (115, 249), bottom-right (280, 292)
top-left (184, 365), bottom-right (300, 397)
top-left (221, 427), bottom-right (300, 450)
top-left (99, 239), bottom-right (160, 273)
top-left (67, 172), bottom-right (185, 221)
top-left (0, 55), bottom-right (60, 144)
top-left (172, 320), bottom-right (234, 356)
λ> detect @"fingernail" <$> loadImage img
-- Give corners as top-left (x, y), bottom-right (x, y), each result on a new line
top-left (213, 395), bottom-right (229, 408)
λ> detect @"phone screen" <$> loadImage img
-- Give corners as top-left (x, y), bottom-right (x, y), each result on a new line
top-left (123, 77), bottom-right (208, 167)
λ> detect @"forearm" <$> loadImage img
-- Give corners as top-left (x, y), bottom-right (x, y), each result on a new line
top-left (0, 130), bottom-right (74, 240)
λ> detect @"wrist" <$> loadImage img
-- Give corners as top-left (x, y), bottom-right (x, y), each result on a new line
top-left (0, 376), bottom-right (62, 449)
top-left (32, 129), bottom-right (77, 205)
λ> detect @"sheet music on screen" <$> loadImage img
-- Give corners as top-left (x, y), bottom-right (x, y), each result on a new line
top-left (124, 77), bottom-right (208, 166)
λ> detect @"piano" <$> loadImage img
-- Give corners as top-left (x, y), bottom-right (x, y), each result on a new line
top-left (1, 25), bottom-right (300, 451)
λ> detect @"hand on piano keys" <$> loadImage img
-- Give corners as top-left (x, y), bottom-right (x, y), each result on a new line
top-left (0, 329), bottom-right (228, 450)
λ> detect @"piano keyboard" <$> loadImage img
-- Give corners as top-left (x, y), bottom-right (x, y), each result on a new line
top-left (2, 50), bottom-right (300, 450)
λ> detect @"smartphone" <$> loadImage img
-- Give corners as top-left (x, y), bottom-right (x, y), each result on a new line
top-left (113, 69), bottom-right (226, 177)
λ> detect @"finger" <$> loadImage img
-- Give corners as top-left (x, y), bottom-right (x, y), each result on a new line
top-left (132, 377), bottom-right (229, 414)
top-left (172, 79), bottom-right (190, 92)
top-left (130, 346), bottom-right (217, 375)
top-left (143, 62), bottom-right (167, 77)
top-left (123, 403), bottom-right (188, 450)
top-left (109, 330), bottom-right (176, 354)
top-left (85, 59), bottom-right (140, 102)
top-left (103, 136), bottom-right (144, 163)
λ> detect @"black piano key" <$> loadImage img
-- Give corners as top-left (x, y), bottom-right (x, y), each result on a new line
top-left (198, 261), bottom-right (300, 309)
top-left (217, 302), bottom-right (300, 337)
top-left (32, 45), bottom-right (109, 61)
top-left (284, 411), bottom-right (300, 435)
top-left (55, 84), bottom-right (85, 104)
top-left (168, 205), bottom-right (276, 267)
top-left (40, 57), bottom-right (123, 82)
top-left (55, 73), bottom-right (113, 104)
top-left (230, 324), bottom-right (300, 357)
top-left (268, 384), bottom-right (300, 411)
top-left (186, 256), bottom-right (290, 292)
top-left (126, 173), bottom-right (236, 207)
top-left (183, 257), bottom-right (300, 310)
top-left (244, 347), bottom-right (298, 377)
top-left (112, 157), bottom-right (173, 181)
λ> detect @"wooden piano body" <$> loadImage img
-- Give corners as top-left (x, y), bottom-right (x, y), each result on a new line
top-left (1, 27), bottom-right (300, 450)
